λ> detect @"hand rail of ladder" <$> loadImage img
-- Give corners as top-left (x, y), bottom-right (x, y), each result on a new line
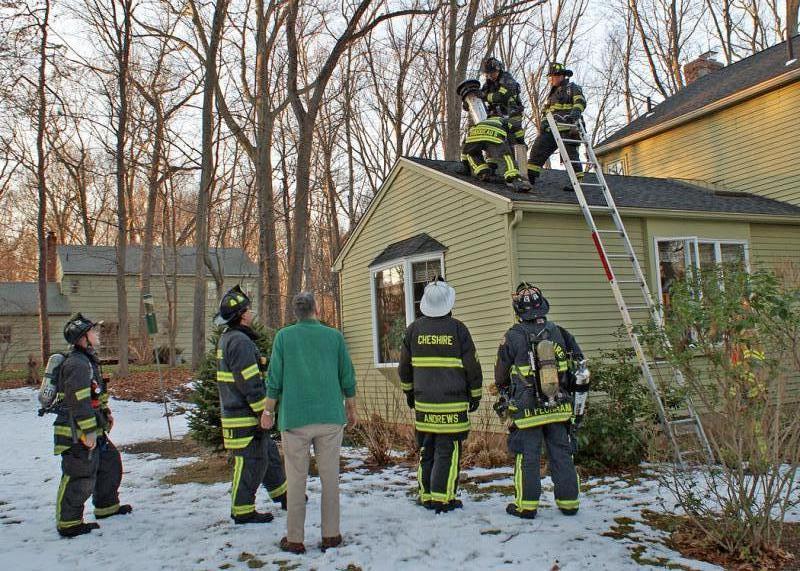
top-left (544, 112), bottom-right (714, 467)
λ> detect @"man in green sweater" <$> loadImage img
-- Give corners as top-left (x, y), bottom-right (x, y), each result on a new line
top-left (262, 292), bottom-right (357, 555)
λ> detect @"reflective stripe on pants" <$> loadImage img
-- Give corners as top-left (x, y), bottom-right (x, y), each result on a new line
top-left (416, 431), bottom-right (463, 505)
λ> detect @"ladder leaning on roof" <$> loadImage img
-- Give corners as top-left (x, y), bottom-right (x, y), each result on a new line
top-left (544, 111), bottom-right (714, 468)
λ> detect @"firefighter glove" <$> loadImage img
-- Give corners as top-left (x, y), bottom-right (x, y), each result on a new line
top-left (80, 431), bottom-right (97, 450)
top-left (405, 392), bottom-right (415, 410)
top-left (469, 397), bottom-right (481, 413)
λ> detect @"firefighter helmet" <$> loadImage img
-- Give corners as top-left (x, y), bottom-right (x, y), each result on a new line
top-left (64, 313), bottom-right (101, 345)
top-left (512, 283), bottom-right (550, 320)
top-left (547, 62), bottom-right (573, 77)
top-left (214, 285), bottom-right (251, 326)
top-left (482, 57), bottom-right (504, 75)
top-left (420, 277), bottom-right (456, 318)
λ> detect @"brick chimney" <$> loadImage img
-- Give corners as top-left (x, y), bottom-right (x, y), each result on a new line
top-left (46, 231), bottom-right (57, 282)
top-left (684, 51), bottom-right (724, 85)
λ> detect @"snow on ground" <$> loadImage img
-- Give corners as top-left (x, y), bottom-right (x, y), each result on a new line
top-left (0, 387), bottom-right (781, 570)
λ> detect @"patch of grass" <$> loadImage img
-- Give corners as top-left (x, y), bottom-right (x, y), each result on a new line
top-left (120, 434), bottom-right (230, 485)
top-left (630, 546), bottom-right (691, 569)
top-left (601, 516), bottom-right (637, 540)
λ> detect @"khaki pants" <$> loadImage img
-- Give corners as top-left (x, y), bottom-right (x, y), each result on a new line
top-left (281, 423), bottom-right (344, 543)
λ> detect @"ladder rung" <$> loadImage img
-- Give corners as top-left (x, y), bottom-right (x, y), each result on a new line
top-left (587, 206), bottom-right (612, 212)
top-left (579, 183), bottom-right (604, 187)
top-left (570, 160), bottom-right (594, 165)
top-left (606, 254), bottom-right (633, 259)
top-left (626, 305), bottom-right (651, 311)
top-left (561, 138), bottom-right (584, 144)
top-left (669, 418), bottom-right (697, 426)
top-left (617, 279), bottom-right (644, 284)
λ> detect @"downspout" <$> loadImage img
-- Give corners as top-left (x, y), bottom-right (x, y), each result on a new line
top-left (507, 209), bottom-right (523, 290)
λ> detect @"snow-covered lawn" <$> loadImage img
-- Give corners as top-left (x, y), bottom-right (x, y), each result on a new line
top-left (0, 387), bottom-right (768, 570)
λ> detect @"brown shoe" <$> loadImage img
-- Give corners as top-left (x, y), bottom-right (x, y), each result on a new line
top-left (320, 534), bottom-right (342, 551)
top-left (279, 537), bottom-right (306, 554)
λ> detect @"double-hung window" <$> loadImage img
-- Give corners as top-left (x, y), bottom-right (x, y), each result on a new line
top-left (370, 255), bottom-right (445, 366)
top-left (655, 237), bottom-right (748, 311)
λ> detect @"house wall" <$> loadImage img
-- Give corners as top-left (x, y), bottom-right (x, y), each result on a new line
top-left (0, 316), bottom-right (66, 370)
top-left (60, 275), bottom-right (256, 363)
top-left (597, 81), bottom-right (800, 206)
top-left (337, 167), bottom-right (513, 422)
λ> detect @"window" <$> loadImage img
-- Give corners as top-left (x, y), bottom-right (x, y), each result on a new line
top-left (206, 280), bottom-right (218, 301)
top-left (605, 158), bottom-right (626, 175)
top-left (656, 238), bottom-right (748, 311)
top-left (371, 255), bottom-right (445, 365)
top-left (0, 325), bottom-right (11, 344)
top-left (69, 280), bottom-right (79, 295)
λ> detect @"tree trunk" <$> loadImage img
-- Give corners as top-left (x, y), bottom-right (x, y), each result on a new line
top-left (36, 0), bottom-right (51, 364)
top-left (192, 0), bottom-right (229, 369)
top-left (114, 0), bottom-right (133, 377)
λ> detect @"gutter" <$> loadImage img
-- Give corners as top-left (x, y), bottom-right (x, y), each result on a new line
top-left (595, 66), bottom-right (800, 155)
top-left (512, 200), bottom-right (800, 225)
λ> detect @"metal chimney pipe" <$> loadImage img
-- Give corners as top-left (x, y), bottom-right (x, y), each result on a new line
top-left (457, 79), bottom-right (487, 125)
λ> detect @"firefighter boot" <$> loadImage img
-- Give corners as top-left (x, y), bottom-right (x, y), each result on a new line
top-left (506, 177), bottom-right (532, 193)
top-left (506, 503), bottom-right (537, 519)
top-left (58, 522), bottom-right (100, 538)
top-left (95, 504), bottom-right (132, 519)
top-left (232, 511), bottom-right (274, 524)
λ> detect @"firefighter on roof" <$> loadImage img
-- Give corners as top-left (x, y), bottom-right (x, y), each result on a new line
top-left (494, 284), bottom-right (590, 519)
top-left (215, 285), bottom-right (287, 524)
top-left (399, 278), bottom-right (483, 513)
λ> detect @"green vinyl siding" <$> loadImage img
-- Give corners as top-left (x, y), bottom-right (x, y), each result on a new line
top-left (337, 165), bottom-right (513, 422)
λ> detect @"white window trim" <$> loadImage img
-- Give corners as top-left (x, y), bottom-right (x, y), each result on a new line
top-left (369, 252), bottom-right (445, 368)
top-left (653, 235), bottom-right (750, 316)
top-left (605, 156), bottom-right (627, 175)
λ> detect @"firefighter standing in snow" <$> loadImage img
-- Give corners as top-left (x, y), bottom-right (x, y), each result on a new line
top-left (54, 313), bottom-right (131, 537)
top-left (215, 285), bottom-right (287, 524)
top-left (399, 279), bottom-right (482, 513)
top-left (494, 284), bottom-right (589, 519)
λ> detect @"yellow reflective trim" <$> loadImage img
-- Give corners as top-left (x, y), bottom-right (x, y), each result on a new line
top-left (241, 363), bottom-right (260, 380)
top-left (268, 481), bottom-right (287, 499)
top-left (518, 499), bottom-right (540, 511)
top-left (446, 443), bottom-right (460, 501)
top-left (249, 397), bottom-right (267, 413)
top-left (224, 436), bottom-right (254, 450)
top-left (216, 349), bottom-right (223, 359)
top-left (514, 410), bottom-right (573, 428)
top-left (400, 382), bottom-right (413, 391)
top-left (418, 449), bottom-right (429, 501)
top-left (231, 455), bottom-right (243, 513)
top-left (414, 421), bottom-right (470, 433)
top-left (470, 388), bottom-right (482, 398)
top-left (515, 454), bottom-right (522, 508)
top-left (216, 371), bottom-right (234, 382)
top-left (558, 362), bottom-right (569, 372)
top-left (411, 357), bottom-right (463, 368)
top-left (54, 426), bottom-right (73, 437)
top-left (54, 445), bottom-right (71, 455)
top-left (221, 416), bottom-right (259, 428)
top-left (498, 86), bottom-right (508, 94)
top-left (556, 498), bottom-right (579, 509)
top-left (56, 475), bottom-right (70, 527)
top-left (77, 417), bottom-right (97, 430)
top-left (94, 503), bottom-right (120, 517)
top-left (232, 503), bottom-right (255, 516)
top-left (415, 401), bottom-right (468, 413)
top-left (75, 387), bottom-right (91, 401)
top-left (512, 364), bottom-right (532, 376)
top-left (431, 492), bottom-right (449, 502)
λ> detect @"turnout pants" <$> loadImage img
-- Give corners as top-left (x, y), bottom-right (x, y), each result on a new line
top-left (416, 432), bottom-right (464, 505)
top-left (528, 129), bottom-right (582, 181)
top-left (231, 432), bottom-right (286, 517)
top-left (508, 422), bottom-right (579, 513)
top-left (56, 437), bottom-right (123, 530)
top-left (462, 141), bottom-right (519, 181)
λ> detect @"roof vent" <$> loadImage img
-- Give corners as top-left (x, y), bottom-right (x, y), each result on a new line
top-left (683, 51), bottom-right (724, 85)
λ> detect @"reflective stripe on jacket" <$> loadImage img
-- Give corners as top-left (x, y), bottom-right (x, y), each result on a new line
top-left (482, 72), bottom-right (524, 117)
top-left (543, 81), bottom-right (586, 130)
top-left (399, 316), bottom-right (482, 434)
top-left (217, 326), bottom-right (267, 450)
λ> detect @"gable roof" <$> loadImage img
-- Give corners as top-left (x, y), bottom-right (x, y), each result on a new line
top-left (369, 233), bottom-right (447, 267)
top-left (58, 246), bottom-right (258, 277)
top-left (408, 158), bottom-right (800, 217)
top-left (0, 283), bottom-right (71, 316)
top-left (597, 35), bottom-right (800, 152)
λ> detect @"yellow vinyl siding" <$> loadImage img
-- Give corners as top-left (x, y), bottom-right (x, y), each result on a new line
top-left (0, 316), bottom-right (66, 368)
top-left (749, 224), bottom-right (800, 270)
top-left (515, 213), bottom-right (650, 353)
top-left (599, 80), bottom-right (800, 205)
top-left (338, 166), bottom-right (512, 422)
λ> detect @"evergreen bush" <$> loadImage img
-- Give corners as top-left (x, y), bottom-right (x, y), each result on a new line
top-left (187, 323), bottom-right (275, 449)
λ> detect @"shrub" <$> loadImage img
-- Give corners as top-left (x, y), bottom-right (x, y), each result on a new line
top-left (187, 323), bottom-right (275, 449)
top-left (574, 345), bottom-right (655, 471)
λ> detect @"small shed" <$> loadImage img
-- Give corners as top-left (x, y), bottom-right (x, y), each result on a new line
top-left (332, 157), bottom-right (800, 417)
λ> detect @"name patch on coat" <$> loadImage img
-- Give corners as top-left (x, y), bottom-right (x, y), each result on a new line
top-left (417, 335), bottom-right (454, 346)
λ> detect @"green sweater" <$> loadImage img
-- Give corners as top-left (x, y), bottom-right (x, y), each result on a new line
top-left (266, 319), bottom-right (356, 431)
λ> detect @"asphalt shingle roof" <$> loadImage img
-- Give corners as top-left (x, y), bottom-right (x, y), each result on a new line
top-left (58, 246), bottom-right (258, 277)
top-left (370, 233), bottom-right (447, 267)
top-left (0, 283), bottom-right (71, 316)
top-left (597, 36), bottom-right (800, 148)
top-left (409, 157), bottom-right (800, 217)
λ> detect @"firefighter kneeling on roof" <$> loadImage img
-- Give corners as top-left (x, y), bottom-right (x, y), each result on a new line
top-left (215, 285), bottom-right (287, 524)
top-left (399, 278), bottom-right (483, 513)
top-left (494, 284), bottom-right (591, 519)
top-left (54, 314), bottom-right (132, 537)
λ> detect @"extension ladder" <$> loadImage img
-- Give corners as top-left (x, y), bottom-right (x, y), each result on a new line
top-left (545, 112), bottom-right (714, 468)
